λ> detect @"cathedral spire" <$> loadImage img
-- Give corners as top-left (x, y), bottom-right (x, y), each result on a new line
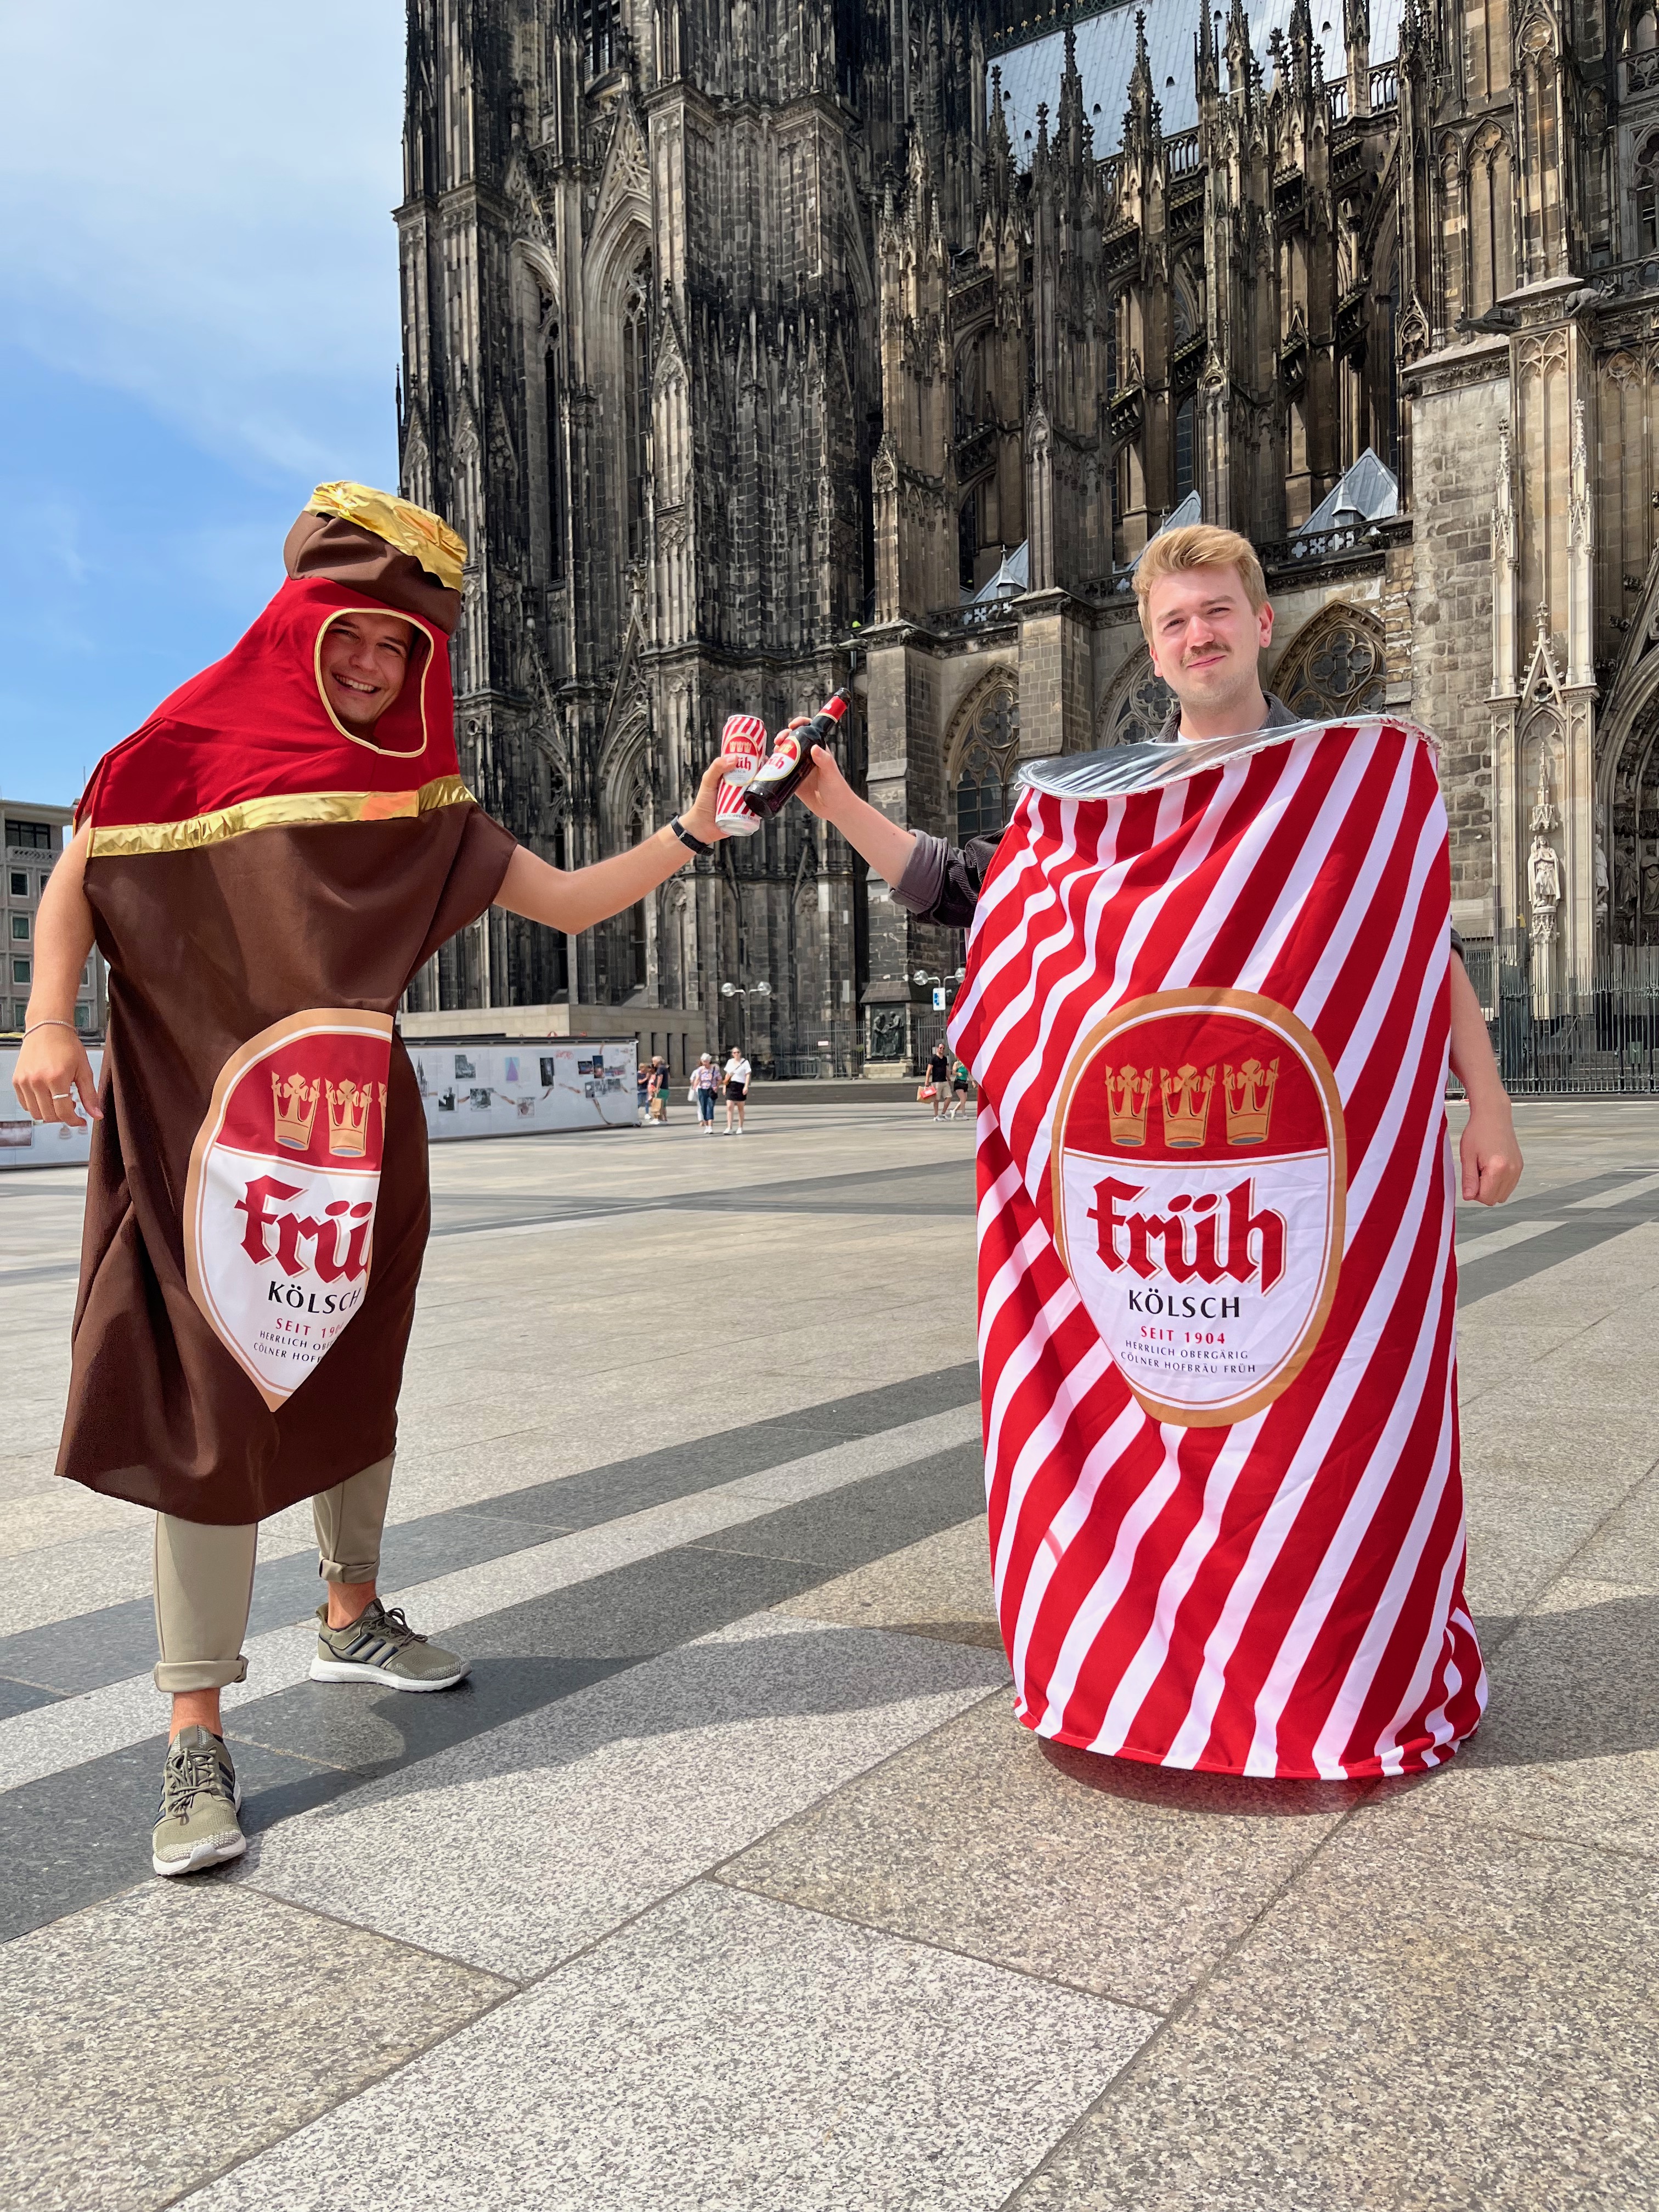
top-left (1125, 10), bottom-right (1161, 149)
top-left (1289, 0), bottom-right (1316, 98)
top-left (985, 64), bottom-right (1015, 215)
top-left (1267, 24), bottom-right (1288, 101)
top-left (1225, 0), bottom-right (1252, 102)
top-left (1345, 0), bottom-right (1372, 116)
top-left (1197, 3), bottom-right (1221, 105)
top-left (1057, 20), bottom-right (1089, 169)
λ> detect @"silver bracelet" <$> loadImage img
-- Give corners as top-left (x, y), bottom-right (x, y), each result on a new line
top-left (22, 1018), bottom-right (80, 1039)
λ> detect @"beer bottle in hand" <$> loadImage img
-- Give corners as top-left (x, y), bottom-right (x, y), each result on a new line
top-left (742, 691), bottom-right (850, 820)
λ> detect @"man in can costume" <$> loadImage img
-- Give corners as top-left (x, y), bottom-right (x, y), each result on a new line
top-left (15, 483), bottom-right (746, 1871)
top-left (798, 525), bottom-right (1522, 1779)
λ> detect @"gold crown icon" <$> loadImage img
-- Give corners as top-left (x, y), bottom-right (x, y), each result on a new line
top-left (1105, 1065), bottom-right (1152, 1146)
top-left (272, 1073), bottom-right (320, 1150)
top-left (1223, 1056), bottom-right (1279, 1145)
top-left (326, 1079), bottom-right (370, 1158)
top-left (1160, 1063), bottom-right (1215, 1148)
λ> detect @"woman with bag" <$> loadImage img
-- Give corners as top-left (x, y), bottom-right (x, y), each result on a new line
top-left (689, 1052), bottom-right (719, 1134)
top-left (647, 1056), bottom-right (670, 1124)
top-left (921, 1040), bottom-right (950, 1120)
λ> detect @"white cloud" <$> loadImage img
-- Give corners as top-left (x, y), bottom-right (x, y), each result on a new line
top-left (0, 2), bottom-right (405, 479)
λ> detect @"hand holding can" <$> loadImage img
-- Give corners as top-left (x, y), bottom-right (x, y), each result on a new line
top-left (713, 714), bottom-right (768, 837)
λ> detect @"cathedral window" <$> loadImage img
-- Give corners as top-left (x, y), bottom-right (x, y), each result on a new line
top-left (1271, 606), bottom-right (1387, 721)
top-left (579, 0), bottom-right (620, 79)
top-left (1174, 397), bottom-right (1196, 505)
top-left (1100, 653), bottom-right (1176, 747)
top-left (1469, 131), bottom-right (1516, 319)
top-left (954, 338), bottom-right (985, 441)
top-left (622, 260), bottom-right (652, 563)
top-left (951, 682), bottom-right (1020, 843)
top-left (1636, 133), bottom-right (1659, 257)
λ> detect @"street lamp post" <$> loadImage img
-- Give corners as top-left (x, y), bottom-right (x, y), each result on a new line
top-left (719, 979), bottom-right (771, 1054)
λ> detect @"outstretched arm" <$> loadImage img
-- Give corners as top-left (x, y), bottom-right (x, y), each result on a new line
top-left (13, 824), bottom-right (101, 1128)
top-left (1449, 955), bottom-right (1521, 1205)
top-left (494, 749), bottom-right (742, 934)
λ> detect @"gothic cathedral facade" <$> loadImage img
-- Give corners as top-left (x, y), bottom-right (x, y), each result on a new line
top-left (398, 0), bottom-right (1659, 1066)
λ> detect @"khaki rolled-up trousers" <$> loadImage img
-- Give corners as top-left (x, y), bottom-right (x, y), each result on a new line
top-left (152, 1454), bottom-right (396, 1694)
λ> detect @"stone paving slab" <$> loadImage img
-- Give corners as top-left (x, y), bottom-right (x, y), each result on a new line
top-left (0, 1883), bottom-right (509, 2212)
top-left (1408, 1573), bottom-right (1659, 1860)
top-left (775, 1516), bottom-right (1001, 1642)
top-left (1576, 1463), bottom-right (1659, 1585)
top-left (1008, 1789), bottom-right (1659, 2212)
top-left (231, 1611), bottom-right (1007, 1981)
top-left (1459, 1477), bottom-right (1630, 1621)
top-left (180, 1882), bottom-right (1154, 2212)
top-left (720, 1691), bottom-right (1356, 2013)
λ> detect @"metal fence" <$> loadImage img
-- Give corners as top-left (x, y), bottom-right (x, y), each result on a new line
top-left (1481, 935), bottom-right (1659, 1096)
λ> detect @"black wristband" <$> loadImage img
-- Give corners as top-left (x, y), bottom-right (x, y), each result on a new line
top-left (669, 815), bottom-right (712, 856)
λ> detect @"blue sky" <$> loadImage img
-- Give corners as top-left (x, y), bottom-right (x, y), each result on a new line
top-left (0, 3), bottom-right (406, 804)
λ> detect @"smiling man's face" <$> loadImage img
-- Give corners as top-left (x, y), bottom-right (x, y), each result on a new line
top-left (1144, 563), bottom-right (1274, 735)
top-left (319, 610), bottom-right (416, 732)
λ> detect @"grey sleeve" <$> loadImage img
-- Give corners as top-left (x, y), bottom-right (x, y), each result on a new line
top-left (891, 834), bottom-right (1005, 928)
top-left (1451, 927), bottom-right (1465, 963)
top-left (893, 833), bottom-right (949, 916)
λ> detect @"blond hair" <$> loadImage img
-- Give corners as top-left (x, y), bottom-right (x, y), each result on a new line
top-left (1133, 524), bottom-right (1267, 636)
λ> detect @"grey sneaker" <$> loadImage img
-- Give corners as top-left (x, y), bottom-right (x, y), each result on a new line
top-left (152, 1725), bottom-right (245, 1878)
top-left (309, 1599), bottom-right (470, 1692)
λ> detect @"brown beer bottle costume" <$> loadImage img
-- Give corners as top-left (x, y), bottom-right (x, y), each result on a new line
top-left (57, 484), bottom-right (516, 1525)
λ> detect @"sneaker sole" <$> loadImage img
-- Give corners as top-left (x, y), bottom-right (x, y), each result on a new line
top-left (308, 1656), bottom-right (470, 1692)
top-left (153, 1830), bottom-right (247, 1878)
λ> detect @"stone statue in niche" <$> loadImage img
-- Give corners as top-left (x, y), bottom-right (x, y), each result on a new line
top-left (1528, 833), bottom-right (1563, 947)
top-left (1595, 830), bottom-right (1610, 922)
top-left (1616, 842), bottom-right (1640, 921)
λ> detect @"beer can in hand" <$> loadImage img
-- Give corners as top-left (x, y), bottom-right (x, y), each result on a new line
top-left (713, 714), bottom-right (767, 836)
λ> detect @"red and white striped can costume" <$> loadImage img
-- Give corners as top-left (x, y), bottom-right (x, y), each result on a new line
top-left (949, 717), bottom-right (1485, 1780)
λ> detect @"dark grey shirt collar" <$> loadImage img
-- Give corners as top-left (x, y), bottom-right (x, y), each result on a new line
top-left (1153, 691), bottom-right (1300, 744)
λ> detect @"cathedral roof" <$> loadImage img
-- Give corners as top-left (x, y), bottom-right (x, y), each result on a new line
top-left (994, 0), bottom-right (1403, 161)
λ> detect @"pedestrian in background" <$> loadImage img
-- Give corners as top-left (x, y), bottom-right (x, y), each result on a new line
top-left (923, 1039), bottom-right (950, 1121)
top-left (647, 1055), bottom-right (669, 1124)
top-left (635, 1058), bottom-right (651, 1126)
top-left (689, 1052), bottom-right (719, 1134)
top-left (945, 1057), bottom-right (972, 1120)
top-left (722, 1045), bottom-right (751, 1136)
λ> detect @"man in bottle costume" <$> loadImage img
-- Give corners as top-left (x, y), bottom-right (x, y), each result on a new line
top-left (798, 526), bottom-right (1521, 1778)
top-left (15, 482), bottom-right (744, 1872)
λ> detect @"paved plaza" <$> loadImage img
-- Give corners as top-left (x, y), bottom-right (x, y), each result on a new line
top-left (3, 1094), bottom-right (1658, 2209)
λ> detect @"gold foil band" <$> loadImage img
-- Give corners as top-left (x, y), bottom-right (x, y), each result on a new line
top-left (88, 776), bottom-right (475, 859)
top-left (306, 482), bottom-right (467, 590)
